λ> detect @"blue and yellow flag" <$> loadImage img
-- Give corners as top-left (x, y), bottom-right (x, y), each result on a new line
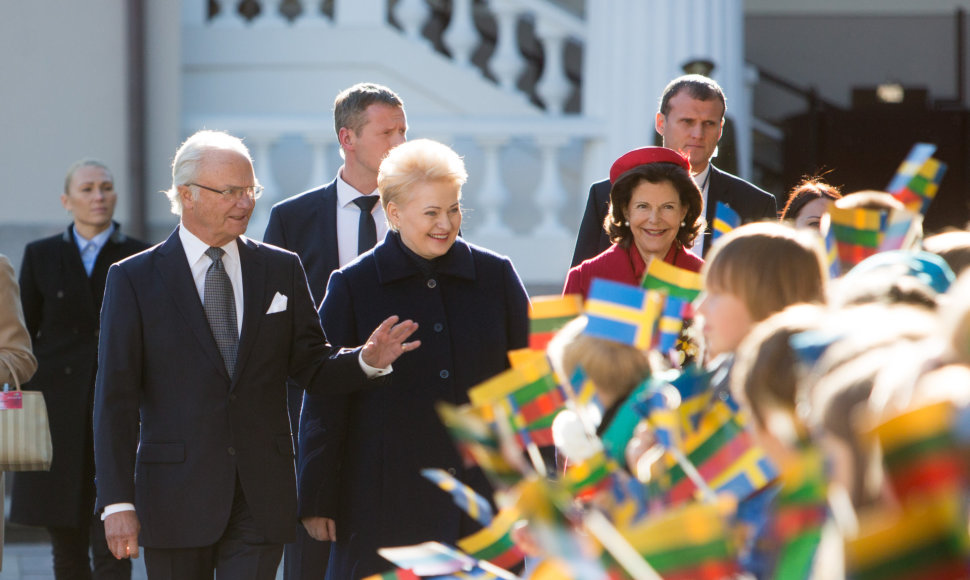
top-left (584, 279), bottom-right (663, 350)
top-left (422, 468), bottom-right (495, 527)
top-left (712, 202), bottom-right (740, 244)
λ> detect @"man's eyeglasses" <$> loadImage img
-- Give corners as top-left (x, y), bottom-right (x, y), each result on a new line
top-left (187, 183), bottom-right (264, 201)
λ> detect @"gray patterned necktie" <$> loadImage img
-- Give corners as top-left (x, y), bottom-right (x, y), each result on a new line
top-left (204, 247), bottom-right (238, 377)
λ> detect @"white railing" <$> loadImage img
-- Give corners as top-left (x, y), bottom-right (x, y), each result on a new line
top-left (193, 0), bottom-right (586, 117)
top-left (185, 114), bottom-right (602, 284)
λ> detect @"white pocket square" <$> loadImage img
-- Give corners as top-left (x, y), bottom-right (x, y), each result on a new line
top-left (266, 292), bottom-right (288, 314)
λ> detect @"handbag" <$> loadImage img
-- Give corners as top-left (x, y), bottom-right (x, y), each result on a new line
top-left (0, 358), bottom-right (53, 471)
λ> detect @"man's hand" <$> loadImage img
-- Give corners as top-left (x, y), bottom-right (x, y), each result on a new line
top-left (360, 315), bottom-right (421, 369)
top-left (302, 516), bottom-right (337, 542)
top-left (104, 511), bottom-right (141, 559)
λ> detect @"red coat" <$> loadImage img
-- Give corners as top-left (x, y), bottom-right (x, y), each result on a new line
top-left (563, 242), bottom-right (704, 298)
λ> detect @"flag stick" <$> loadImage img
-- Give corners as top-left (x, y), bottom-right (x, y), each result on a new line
top-left (583, 510), bottom-right (663, 580)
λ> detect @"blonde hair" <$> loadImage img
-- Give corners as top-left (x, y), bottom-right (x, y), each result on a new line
top-left (547, 316), bottom-right (651, 408)
top-left (377, 139), bottom-right (467, 229)
top-left (702, 222), bottom-right (828, 322)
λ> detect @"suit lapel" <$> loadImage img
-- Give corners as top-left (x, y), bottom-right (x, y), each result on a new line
top-left (319, 181), bottom-right (340, 279)
top-left (155, 229), bottom-right (229, 380)
top-left (233, 237), bottom-right (266, 389)
top-left (60, 225), bottom-right (97, 315)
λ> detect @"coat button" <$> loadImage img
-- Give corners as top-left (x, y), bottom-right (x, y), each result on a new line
top-left (57, 290), bottom-right (64, 299)
top-left (427, 279), bottom-right (437, 289)
top-left (228, 447), bottom-right (236, 456)
top-left (439, 369), bottom-right (449, 379)
top-left (447, 467), bottom-right (457, 476)
top-left (64, 367), bottom-right (72, 375)
top-left (433, 323), bottom-right (444, 332)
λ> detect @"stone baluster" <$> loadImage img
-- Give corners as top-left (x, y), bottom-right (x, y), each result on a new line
top-left (487, 0), bottom-right (523, 92)
top-left (473, 136), bottom-right (513, 236)
top-left (532, 135), bottom-right (571, 237)
top-left (305, 134), bottom-right (333, 191)
top-left (393, 0), bottom-right (430, 45)
top-left (210, 0), bottom-right (247, 27)
top-left (295, 0), bottom-right (330, 27)
top-left (333, 0), bottom-right (385, 26)
top-left (244, 132), bottom-right (281, 238)
top-left (534, 19), bottom-right (570, 114)
top-left (252, 0), bottom-right (289, 27)
top-left (442, 0), bottom-right (478, 68)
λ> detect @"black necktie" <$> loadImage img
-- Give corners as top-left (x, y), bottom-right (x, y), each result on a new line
top-left (203, 247), bottom-right (238, 377)
top-left (352, 195), bottom-right (380, 255)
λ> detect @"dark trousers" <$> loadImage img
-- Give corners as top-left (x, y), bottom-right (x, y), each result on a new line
top-left (143, 476), bottom-right (283, 580)
top-left (283, 383), bottom-right (330, 580)
top-left (48, 514), bottom-right (132, 580)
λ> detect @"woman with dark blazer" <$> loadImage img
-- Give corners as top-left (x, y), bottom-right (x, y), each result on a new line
top-left (296, 139), bottom-right (530, 579)
top-left (10, 160), bottom-right (148, 579)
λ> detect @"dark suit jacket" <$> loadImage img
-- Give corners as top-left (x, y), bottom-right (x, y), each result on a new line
top-left (93, 228), bottom-right (368, 549)
top-left (300, 232), bottom-right (529, 579)
top-left (570, 165), bottom-right (778, 266)
top-left (264, 180), bottom-right (339, 307)
top-left (11, 223), bottom-right (148, 528)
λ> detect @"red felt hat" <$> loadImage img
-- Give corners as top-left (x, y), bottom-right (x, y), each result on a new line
top-left (609, 147), bottom-right (691, 184)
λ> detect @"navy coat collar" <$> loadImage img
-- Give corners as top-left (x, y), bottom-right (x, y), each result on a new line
top-left (373, 231), bottom-right (476, 285)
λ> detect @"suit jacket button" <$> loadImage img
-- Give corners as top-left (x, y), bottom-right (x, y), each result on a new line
top-left (229, 394), bottom-right (237, 402)
top-left (57, 290), bottom-right (64, 299)
top-left (447, 467), bottom-right (457, 476)
top-left (64, 367), bottom-right (72, 375)
top-left (433, 323), bottom-right (444, 332)
top-left (228, 447), bottom-right (236, 456)
top-left (439, 369), bottom-right (449, 379)
top-left (427, 279), bottom-right (437, 289)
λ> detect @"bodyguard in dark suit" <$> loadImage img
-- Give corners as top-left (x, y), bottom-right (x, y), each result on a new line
top-left (300, 139), bottom-right (529, 579)
top-left (93, 130), bottom-right (420, 580)
top-left (11, 159), bottom-right (147, 580)
top-left (263, 83), bottom-right (406, 580)
top-left (571, 75), bottom-right (776, 266)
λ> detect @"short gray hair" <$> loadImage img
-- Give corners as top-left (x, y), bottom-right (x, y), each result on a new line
top-left (164, 130), bottom-right (253, 215)
top-left (64, 159), bottom-right (112, 195)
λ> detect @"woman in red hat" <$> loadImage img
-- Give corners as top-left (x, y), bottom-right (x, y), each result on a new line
top-left (563, 146), bottom-right (704, 298)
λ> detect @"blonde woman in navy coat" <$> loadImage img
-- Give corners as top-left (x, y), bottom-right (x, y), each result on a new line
top-left (298, 139), bottom-right (530, 579)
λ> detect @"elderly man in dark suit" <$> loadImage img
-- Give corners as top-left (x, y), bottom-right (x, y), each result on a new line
top-left (571, 75), bottom-right (777, 266)
top-left (93, 130), bottom-right (420, 580)
top-left (263, 82), bottom-right (406, 580)
top-left (11, 159), bottom-right (148, 580)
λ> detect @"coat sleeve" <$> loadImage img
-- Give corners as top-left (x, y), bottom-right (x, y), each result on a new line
top-left (563, 264), bottom-right (588, 299)
top-left (297, 270), bottom-right (356, 519)
top-left (0, 255), bottom-right (36, 385)
top-left (503, 258), bottom-right (530, 350)
top-left (93, 264), bottom-right (144, 510)
top-left (263, 204), bottom-right (286, 248)
top-left (571, 181), bottom-right (610, 268)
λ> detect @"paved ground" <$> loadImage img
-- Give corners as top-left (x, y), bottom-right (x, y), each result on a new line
top-left (0, 539), bottom-right (284, 580)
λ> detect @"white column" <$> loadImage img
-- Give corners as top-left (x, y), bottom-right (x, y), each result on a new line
top-left (334, 0), bottom-right (386, 27)
top-left (252, 0), bottom-right (288, 27)
top-left (532, 135), bottom-right (571, 237)
top-left (488, 0), bottom-right (523, 92)
top-left (473, 136), bottom-right (513, 237)
top-left (534, 21), bottom-right (570, 115)
top-left (393, 0), bottom-right (430, 45)
top-left (305, 134), bottom-right (333, 191)
top-left (295, 0), bottom-right (330, 27)
top-left (210, 0), bottom-right (247, 27)
top-left (442, 0), bottom-right (478, 68)
top-left (247, 132), bottom-right (282, 239)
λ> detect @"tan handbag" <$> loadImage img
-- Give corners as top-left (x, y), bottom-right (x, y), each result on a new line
top-left (0, 358), bottom-right (52, 471)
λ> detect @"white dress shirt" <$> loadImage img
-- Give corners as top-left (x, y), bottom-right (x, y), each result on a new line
top-left (691, 164), bottom-right (712, 258)
top-left (336, 168), bottom-right (388, 267)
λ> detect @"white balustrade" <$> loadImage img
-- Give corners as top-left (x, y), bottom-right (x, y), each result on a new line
top-left (305, 134), bottom-right (334, 192)
top-left (248, 132), bottom-right (283, 236)
top-left (252, 0), bottom-right (289, 27)
top-left (533, 19), bottom-right (570, 114)
top-left (393, 0), bottom-right (431, 45)
top-left (532, 135), bottom-right (571, 237)
top-left (488, 1), bottom-right (525, 92)
top-left (295, 0), bottom-right (330, 27)
top-left (441, 0), bottom-right (478, 68)
top-left (473, 136), bottom-right (514, 237)
top-left (210, 0), bottom-right (247, 27)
